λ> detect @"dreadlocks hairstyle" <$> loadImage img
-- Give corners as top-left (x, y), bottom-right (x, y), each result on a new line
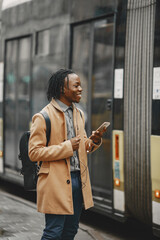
top-left (47, 69), bottom-right (75, 101)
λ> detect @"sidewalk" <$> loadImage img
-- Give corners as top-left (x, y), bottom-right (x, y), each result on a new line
top-left (0, 190), bottom-right (96, 240)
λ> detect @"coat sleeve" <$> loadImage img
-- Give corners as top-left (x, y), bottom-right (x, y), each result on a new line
top-left (79, 110), bottom-right (102, 153)
top-left (29, 113), bottom-right (73, 162)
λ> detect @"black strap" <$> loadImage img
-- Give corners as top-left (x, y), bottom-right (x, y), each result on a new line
top-left (38, 111), bottom-right (51, 169)
top-left (40, 110), bottom-right (51, 146)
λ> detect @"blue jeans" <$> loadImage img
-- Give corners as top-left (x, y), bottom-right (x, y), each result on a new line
top-left (41, 171), bottom-right (83, 240)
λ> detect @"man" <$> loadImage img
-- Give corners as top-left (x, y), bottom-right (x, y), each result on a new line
top-left (29, 69), bottom-right (106, 240)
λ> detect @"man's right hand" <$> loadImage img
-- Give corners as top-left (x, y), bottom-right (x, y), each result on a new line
top-left (70, 135), bottom-right (81, 151)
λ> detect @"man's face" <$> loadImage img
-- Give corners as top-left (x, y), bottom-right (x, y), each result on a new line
top-left (62, 73), bottom-right (82, 105)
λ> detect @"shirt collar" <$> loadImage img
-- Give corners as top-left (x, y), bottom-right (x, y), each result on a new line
top-left (55, 99), bottom-right (73, 112)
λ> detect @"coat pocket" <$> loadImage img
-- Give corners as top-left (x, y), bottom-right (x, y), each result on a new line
top-left (38, 167), bottom-right (49, 175)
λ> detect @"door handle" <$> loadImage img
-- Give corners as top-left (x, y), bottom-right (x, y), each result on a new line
top-left (106, 99), bottom-right (112, 111)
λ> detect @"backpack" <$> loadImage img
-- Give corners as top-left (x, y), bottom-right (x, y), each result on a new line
top-left (18, 110), bottom-right (51, 191)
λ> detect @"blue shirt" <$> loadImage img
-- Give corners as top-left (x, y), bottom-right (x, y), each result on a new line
top-left (55, 99), bottom-right (80, 172)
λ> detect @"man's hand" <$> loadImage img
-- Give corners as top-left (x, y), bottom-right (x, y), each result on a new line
top-left (70, 135), bottom-right (81, 151)
top-left (89, 127), bottom-right (107, 144)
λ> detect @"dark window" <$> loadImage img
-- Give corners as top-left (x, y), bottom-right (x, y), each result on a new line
top-left (36, 30), bottom-right (50, 56)
top-left (36, 25), bottom-right (67, 56)
top-left (4, 37), bottom-right (31, 171)
top-left (71, 16), bottom-right (115, 200)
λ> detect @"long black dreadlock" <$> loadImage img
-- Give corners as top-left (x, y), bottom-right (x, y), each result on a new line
top-left (47, 69), bottom-right (75, 101)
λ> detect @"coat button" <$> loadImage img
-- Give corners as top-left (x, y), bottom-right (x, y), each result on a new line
top-left (66, 179), bottom-right (70, 184)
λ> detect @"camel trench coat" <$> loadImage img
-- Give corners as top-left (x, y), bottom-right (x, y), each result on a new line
top-left (29, 99), bottom-right (101, 214)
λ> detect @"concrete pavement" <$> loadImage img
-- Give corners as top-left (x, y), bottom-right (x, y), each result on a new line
top-left (0, 190), bottom-right (96, 240)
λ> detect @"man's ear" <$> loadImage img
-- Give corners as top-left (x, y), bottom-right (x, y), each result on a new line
top-left (60, 86), bottom-right (65, 94)
top-left (62, 78), bottom-right (69, 94)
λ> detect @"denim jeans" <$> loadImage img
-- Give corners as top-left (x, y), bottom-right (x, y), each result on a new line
top-left (41, 171), bottom-right (83, 240)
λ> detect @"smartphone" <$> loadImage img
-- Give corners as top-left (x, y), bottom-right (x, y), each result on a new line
top-left (96, 122), bottom-right (110, 132)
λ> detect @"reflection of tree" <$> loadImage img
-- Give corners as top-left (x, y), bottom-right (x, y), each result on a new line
top-left (7, 73), bottom-right (15, 83)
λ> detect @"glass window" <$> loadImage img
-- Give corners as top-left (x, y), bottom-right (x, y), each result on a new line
top-left (36, 25), bottom-right (67, 56)
top-left (36, 29), bottom-right (50, 56)
top-left (72, 24), bottom-right (91, 122)
top-left (71, 16), bottom-right (115, 200)
top-left (5, 40), bottom-right (18, 169)
top-left (4, 37), bottom-right (31, 170)
top-left (32, 63), bottom-right (51, 114)
top-left (91, 18), bottom-right (114, 191)
top-left (50, 25), bottom-right (66, 55)
top-left (0, 62), bottom-right (3, 119)
top-left (18, 37), bottom-right (31, 133)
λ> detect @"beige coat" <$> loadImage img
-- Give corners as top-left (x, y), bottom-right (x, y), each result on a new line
top-left (29, 99), bottom-right (101, 214)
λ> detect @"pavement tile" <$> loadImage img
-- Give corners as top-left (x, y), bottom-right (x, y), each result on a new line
top-left (0, 190), bottom-right (95, 240)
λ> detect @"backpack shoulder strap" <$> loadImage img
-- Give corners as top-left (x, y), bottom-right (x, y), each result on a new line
top-left (40, 110), bottom-right (51, 146)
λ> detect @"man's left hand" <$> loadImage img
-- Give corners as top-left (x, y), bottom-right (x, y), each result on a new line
top-left (89, 127), bottom-right (107, 144)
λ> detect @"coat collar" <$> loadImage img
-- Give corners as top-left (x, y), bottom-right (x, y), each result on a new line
top-left (50, 98), bottom-right (76, 113)
top-left (55, 99), bottom-right (72, 112)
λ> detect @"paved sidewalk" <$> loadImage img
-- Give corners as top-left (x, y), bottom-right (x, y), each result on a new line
top-left (0, 190), bottom-right (95, 240)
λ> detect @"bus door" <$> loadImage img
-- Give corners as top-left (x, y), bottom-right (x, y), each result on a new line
top-left (71, 16), bottom-right (115, 212)
top-left (4, 37), bottom-right (31, 173)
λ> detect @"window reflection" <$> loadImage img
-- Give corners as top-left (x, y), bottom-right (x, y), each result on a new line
top-left (32, 64), bottom-right (51, 114)
top-left (92, 18), bottom-right (113, 128)
top-left (36, 25), bottom-right (67, 56)
top-left (91, 18), bottom-right (114, 191)
top-left (5, 37), bottom-right (31, 170)
top-left (71, 17), bottom-right (115, 197)
top-left (36, 30), bottom-right (50, 56)
top-left (72, 24), bottom-right (90, 122)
